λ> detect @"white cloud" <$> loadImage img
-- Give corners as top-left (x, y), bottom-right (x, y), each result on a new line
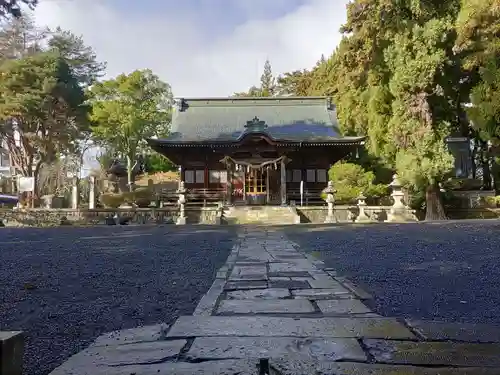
top-left (34, 0), bottom-right (348, 97)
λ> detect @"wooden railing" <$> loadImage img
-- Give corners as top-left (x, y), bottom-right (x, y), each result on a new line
top-left (157, 187), bottom-right (226, 205)
top-left (287, 187), bottom-right (324, 205)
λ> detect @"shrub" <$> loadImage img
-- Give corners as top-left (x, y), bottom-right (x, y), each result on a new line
top-left (131, 187), bottom-right (154, 207)
top-left (327, 162), bottom-right (389, 204)
top-left (100, 188), bottom-right (155, 208)
top-left (99, 193), bottom-right (125, 208)
top-left (484, 195), bottom-right (500, 207)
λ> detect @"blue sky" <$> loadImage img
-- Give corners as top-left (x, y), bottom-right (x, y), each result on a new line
top-left (34, 0), bottom-right (349, 97)
top-left (33, 0), bottom-right (350, 173)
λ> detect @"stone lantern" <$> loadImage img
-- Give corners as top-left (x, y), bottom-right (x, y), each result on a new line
top-left (322, 180), bottom-right (336, 223)
top-left (176, 181), bottom-right (187, 225)
top-left (386, 174), bottom-right (417, 222)
top-left (355, 193), bottom-right (371, 223)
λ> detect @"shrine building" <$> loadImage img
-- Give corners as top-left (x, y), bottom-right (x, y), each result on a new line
top-left (147, 96), bottom-right (364, 205)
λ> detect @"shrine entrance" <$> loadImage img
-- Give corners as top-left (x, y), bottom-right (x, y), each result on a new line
top-left (245, 169), bottom-right (267, 205)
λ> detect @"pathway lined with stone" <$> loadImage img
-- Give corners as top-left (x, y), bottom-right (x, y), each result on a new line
top-left (50, 226), bottom-right (500, 374)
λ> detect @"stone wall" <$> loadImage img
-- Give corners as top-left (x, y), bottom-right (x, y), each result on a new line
top-left (451, 190), bottom-right (496, 208)
top-left (297, 205), bottom-right (393, 223)
top-left (446, 208), bottom-right (500, 220)
top-left (0, 207), bottom-right (221, 227)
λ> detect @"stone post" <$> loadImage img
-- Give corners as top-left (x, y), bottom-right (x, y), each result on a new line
top-left (322, 181), bottom-right (336, 223)
top-left (280, 157), bottom-right (287, 205)
top-left (71, 176), bottom-right (79, 209)
top-left (88, 176), bottom-right (96, 209)
top-left (385, 174), bottom-right (417, 222)
top-left (176, 181), bottom-right (187, 225)
top-left (0, 331), bottom-right (24, 375)
top-left (355, 193), bottom-right (371, 223)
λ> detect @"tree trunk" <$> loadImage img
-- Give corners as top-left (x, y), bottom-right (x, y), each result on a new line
top-left (425, 183), bottom-right (447, 221)
top-left (31, 160), bottom-right (43, 208)
top-left (480, 140), bottom-right (492, 190)
top-left (126, 155), bottom-right (135, 192)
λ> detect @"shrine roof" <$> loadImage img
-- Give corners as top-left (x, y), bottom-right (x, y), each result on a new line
top-left (148, 96), bottom-right (364, 146)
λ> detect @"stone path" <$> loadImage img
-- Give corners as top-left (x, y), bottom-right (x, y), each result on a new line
top-left (50, 227), bottom-right (500, 374)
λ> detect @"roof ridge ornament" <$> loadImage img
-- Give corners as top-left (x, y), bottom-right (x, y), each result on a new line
top-left (244, 116), bottom-right (268, 132)
top-left (173, 98), bottom-right (186, 112)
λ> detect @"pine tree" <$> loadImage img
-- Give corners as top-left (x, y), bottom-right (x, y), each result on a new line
top-left (260, 59), bottom-right (275, 97)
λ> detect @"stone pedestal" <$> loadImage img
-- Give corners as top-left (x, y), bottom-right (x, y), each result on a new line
top-left (176, 181), bottom-right (187, 225)
top-left (385, 174), bottom-right (417, 222)
top-left (88, 176), bottom-right (96, 209)
top-left (355, 193), bottom-right (372, 223)
top-left (322, 181), bottom-right (337, 223)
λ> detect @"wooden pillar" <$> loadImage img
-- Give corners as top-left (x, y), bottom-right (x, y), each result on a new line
top-left (204, 165), bottom-right (208, 189)
top-left (266, 166), bottom-right (270, 204)
top-left (280, 157), bottom-right (287, 205)
top-left (226, 162), bottom-right (233, 205)
top-left (242, 167), bottom-right (246, 202)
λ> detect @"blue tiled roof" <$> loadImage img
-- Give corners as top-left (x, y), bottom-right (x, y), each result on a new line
top-left (152, 97), bottom-right (363, 144)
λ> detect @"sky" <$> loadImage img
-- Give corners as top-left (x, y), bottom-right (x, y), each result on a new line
top-left (33, 0), bottom-right (350, 97)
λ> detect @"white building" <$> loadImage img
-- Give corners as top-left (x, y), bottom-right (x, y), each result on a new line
top-left (0, 141), bottom-right (11, 177)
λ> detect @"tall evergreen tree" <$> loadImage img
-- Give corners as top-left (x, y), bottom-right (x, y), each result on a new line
top-left (0, 0), bottom-right (36, 19)
top-left (260, 59), bottom-right (275, 97)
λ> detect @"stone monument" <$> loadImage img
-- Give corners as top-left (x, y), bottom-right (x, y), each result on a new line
top-left (88, 176), bottom-right (96, 209)
top-left (322, 181), bottom-right (337, 223)
top-left (385, 174), bottom-right (417, 222)
top-left (355, 193), bottom-right (372, 223)
top-left (71, 177), bottom-right (79, 209)
top-left (176, 181), bottom-right (187, 225)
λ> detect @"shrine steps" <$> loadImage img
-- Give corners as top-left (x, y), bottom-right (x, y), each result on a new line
top-left (222, 206), bottom-right (301, 225)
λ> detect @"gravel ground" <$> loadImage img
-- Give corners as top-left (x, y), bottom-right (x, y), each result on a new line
top-left (0, 225), bottom-right (236, 375)
top-left (284, 220), bottom-right (500, 325)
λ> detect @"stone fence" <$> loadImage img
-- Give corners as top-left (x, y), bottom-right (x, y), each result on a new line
top-left (0, 206), bottom-right (222, 227)
top-left (297, 205), bottom-right (393, 223)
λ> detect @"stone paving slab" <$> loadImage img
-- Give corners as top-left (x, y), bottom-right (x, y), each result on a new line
top-left (230, 265), bottom-right (267, 276)
top-left (268, 279), bottom-right (311, 289)
top-left (406, 319), bottom-right (500, 343)
top-left (316, 299), bottom-right (373, 314)
top-left (53, 340), bottom-right (187, 367)
top-left (91, 324), bottom-right (168, 347)
top-left (51, 359), bottom-right (257, 375)
top-left (337, 278), bottom-right (374, 300)
top-left (226, 288), bottom-right (290, 299)
top-left (217, 299), bottom-right (316, 314)
top-left (193, 279), bottom-right (225, 316)
top-left (308, 276), bottom-right (347, 289)
top-left (270, 360), bottom-right (500, 375)
top-left (224, 280), bottom-right (268, 290)
top-left (186, 336), bottom-right (367, 362)
top-left (364, 339), bottom-right (500, 367)
top-left (291, 287), bottom-right (352, 299)
top-left (166, 316), bottom-right (416, 339)
top-left (269, 261), bottom-right (316, 272)
top-left (268, 271), bottom-right (312, 278)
